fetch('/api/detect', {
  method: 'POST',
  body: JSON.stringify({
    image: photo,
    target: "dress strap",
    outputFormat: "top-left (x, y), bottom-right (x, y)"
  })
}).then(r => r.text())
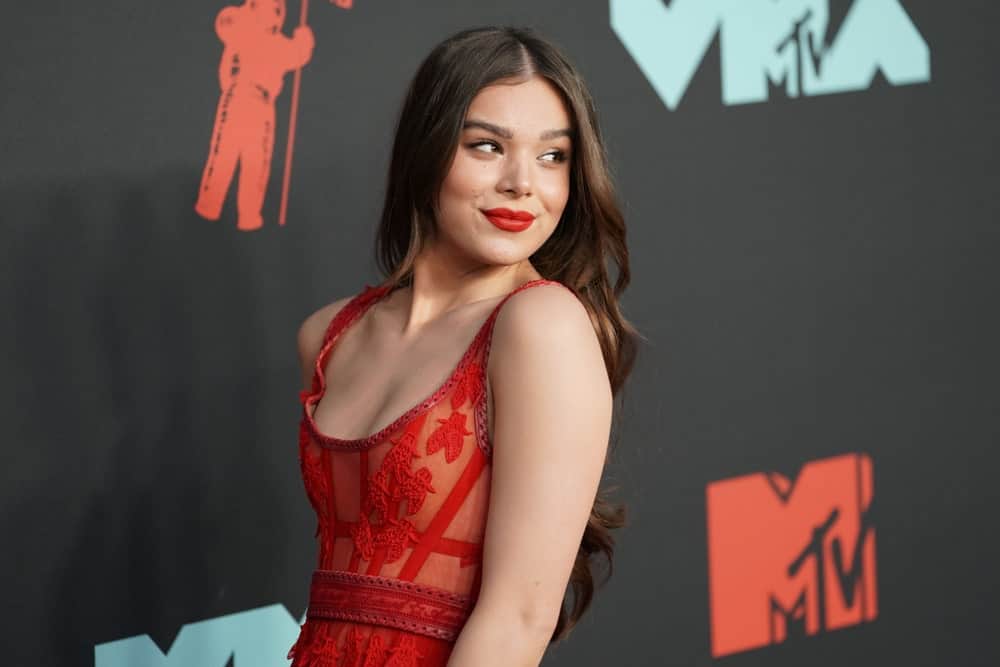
top-left (461, 279), bottom-right (573, 457)
top-left (299, 284), bottom-right (390, 405)
top-left (485, 278), bottom-right (568, 325)
top-left (474, 278), bottom-right (574, 358)
top-left (320, 283), bottom-right (390, 347)
top-left (329, 279), bottom-right (566, 352)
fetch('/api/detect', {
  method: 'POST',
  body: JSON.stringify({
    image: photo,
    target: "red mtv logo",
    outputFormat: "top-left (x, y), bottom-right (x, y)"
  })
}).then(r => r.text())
top-left (706, 453), bottom-right (877, 658)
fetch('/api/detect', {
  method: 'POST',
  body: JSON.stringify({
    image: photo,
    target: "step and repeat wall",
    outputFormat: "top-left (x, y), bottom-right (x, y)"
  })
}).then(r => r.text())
top-left (3, 1), bottom-right (997, 665)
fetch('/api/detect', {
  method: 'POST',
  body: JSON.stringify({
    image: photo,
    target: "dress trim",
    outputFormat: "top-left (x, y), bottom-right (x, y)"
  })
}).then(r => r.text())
top-left (307, 569), bottom-right (477, 642)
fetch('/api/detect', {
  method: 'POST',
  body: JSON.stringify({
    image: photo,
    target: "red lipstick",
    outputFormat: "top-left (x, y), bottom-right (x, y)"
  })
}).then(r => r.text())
top-left (481, 207), bottom-right (536, 232)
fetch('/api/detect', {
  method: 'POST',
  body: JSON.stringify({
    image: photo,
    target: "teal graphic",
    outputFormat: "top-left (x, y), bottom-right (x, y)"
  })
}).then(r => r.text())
top-left (610, 0), bottom-right (930, 109)
top-left (94, 604), bottom-right (305, 667)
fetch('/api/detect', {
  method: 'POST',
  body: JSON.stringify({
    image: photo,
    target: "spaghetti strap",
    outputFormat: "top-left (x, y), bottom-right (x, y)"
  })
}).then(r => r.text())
top-left (488, 278), bottom-right (570, 319)
top-left (299, 284), bottom-right (390, 405)
top-left (320, 283), bottom-right (390, 347)
top-left (323, 279), bottom-right (568, 361)
top-left (477, 278), bottom-right (575, 367)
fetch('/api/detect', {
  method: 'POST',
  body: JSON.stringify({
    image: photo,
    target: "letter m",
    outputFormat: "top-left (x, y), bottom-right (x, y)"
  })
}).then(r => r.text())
top-left (610, 0), bottom-right (722, 110)
top-left (705, 453), bottom-right (877, 658)
top-left (94, 604), bottom-right (301, 667)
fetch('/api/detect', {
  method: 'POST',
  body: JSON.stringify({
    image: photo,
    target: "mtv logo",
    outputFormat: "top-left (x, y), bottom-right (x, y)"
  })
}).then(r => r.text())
top-left (706, 453), bottom-right (877, 658)
top-left (611, 0), bottom-right (930, 109)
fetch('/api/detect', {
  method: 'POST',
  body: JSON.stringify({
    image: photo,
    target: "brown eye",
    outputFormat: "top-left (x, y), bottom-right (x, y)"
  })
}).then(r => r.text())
top-left (469, 140), bottom-right (500, 153)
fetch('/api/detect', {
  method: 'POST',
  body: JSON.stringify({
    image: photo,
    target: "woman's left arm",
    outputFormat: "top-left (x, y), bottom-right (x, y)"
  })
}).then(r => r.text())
top-left (446, 285), bottom-right (614, 667)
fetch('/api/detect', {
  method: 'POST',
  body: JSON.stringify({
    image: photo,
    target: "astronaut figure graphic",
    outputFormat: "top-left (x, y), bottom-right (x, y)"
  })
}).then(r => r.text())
top-left (195, 0), bottom-right (314, 231)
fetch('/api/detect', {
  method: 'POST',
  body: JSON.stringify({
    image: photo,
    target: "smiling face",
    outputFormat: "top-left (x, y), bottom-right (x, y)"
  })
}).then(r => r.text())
top-left (431, 75), bottom-right (574, 272)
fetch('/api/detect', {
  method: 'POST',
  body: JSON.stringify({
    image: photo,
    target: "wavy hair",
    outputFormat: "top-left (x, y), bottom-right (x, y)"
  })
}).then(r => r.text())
top-left (373, 25), bottom-right (640, 641)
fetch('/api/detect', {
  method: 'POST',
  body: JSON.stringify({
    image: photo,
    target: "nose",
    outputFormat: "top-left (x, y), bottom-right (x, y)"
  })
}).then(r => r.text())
top-left (497, 150), bottom-right (533, 198)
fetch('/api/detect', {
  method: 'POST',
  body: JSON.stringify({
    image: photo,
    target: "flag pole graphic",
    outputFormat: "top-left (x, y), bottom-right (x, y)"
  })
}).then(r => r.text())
top-left (278, 0), bottom-right (310, 227)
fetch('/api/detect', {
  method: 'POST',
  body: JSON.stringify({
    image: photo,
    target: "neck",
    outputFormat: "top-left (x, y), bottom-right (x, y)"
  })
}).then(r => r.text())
top-left (391, 243), bottom-right (537, 336)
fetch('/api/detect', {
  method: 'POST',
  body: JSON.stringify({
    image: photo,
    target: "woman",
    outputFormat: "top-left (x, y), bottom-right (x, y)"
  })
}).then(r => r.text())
top-left (289, 25), bottom-right (638, 667)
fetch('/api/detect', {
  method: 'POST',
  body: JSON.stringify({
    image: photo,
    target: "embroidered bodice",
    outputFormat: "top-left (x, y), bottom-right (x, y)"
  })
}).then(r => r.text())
top-left (288, 278), bottom-right (564, 666)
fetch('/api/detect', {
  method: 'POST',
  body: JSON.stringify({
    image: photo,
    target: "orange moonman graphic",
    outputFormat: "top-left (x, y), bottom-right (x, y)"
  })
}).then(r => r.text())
top-left (194, 0), bottom-right (315, 231)
top-left (706, 453), bottom-right (877, 658)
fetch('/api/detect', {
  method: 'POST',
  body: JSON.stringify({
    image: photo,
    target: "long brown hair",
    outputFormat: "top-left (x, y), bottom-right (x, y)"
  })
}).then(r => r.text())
top-left (373, 25), bottom-right (640, 641)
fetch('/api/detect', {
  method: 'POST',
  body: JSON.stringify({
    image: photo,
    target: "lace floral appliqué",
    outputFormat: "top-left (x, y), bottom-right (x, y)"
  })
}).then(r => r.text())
top-left (426, 412), bottom-right (472, 464)
top-left (352, 425), bottom-right (438, 564)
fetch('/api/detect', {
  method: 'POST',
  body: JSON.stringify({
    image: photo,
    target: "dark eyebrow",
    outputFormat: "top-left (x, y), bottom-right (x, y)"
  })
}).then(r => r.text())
top-left (463, 119), bottom-right (572, 141)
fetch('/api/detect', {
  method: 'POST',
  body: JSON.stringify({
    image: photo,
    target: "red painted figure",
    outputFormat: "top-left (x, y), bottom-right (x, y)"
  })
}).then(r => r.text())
top-left (194, 0), bottom-right (314, 231)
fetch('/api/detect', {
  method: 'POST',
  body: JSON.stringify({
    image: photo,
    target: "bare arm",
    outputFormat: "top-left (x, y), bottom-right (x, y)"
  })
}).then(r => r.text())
top-left (446, 285), bottom-right (613, 667)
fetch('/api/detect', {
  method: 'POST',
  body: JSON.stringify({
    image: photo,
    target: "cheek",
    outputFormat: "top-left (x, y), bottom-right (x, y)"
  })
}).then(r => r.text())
top-left (442, 152), bottom-right (494, 199)
top-left (539, 172), bottom-right (571, 216)
top-left (436, 159), bottom-right (489, 235)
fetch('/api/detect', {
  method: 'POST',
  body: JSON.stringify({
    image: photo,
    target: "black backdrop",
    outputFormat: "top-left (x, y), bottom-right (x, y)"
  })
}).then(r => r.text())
top-left (3, 1), bottom-right (998, 665)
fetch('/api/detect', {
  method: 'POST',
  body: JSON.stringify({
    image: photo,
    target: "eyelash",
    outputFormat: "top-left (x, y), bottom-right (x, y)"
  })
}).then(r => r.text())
top-left (467, 140), bottom-right (569, 163)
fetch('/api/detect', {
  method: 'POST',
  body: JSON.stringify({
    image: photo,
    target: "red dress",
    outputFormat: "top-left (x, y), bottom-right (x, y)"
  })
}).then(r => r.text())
top-left (289, 278), bottom-right (565, 666)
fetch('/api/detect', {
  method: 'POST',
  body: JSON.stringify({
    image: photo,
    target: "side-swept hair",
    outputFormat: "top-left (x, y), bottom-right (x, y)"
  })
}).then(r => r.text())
top-left (374, 25), bottom-right (640, 642)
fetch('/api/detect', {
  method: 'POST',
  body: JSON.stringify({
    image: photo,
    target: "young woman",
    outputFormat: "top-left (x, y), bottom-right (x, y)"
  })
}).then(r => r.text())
top-left (289, 25), bottom-right (638, 667)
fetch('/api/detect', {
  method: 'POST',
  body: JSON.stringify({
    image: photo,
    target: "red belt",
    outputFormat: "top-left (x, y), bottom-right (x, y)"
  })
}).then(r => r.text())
top-left (307, 569), bottom-right (477, 641)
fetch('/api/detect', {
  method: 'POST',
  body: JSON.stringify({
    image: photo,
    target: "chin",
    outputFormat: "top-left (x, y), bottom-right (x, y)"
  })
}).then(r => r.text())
top-left (476, 239), bottom-right (537, 267)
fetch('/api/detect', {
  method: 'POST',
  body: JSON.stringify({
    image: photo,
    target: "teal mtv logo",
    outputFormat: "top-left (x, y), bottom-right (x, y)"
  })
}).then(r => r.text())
top-left (94, 604), bottom-right (305, 667)
top-left (610, 0), bottom-right (930, 109)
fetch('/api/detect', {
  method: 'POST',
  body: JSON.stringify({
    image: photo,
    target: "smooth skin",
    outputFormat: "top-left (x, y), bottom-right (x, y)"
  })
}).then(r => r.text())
top-left (297, 75), bottom-right (612, 667)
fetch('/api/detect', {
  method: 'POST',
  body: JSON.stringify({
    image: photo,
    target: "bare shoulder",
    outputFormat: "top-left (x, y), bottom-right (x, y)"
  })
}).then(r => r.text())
top-left (491, 282), bottom-right (597, 355)
top-left (489, 283), bottom-right (609, 399)
top-left (296, 295), bottom-right (354, 390)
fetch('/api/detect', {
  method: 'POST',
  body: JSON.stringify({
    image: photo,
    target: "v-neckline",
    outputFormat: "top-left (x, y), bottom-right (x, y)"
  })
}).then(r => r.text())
top-left (303, 278), bottom-right (553, 450)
